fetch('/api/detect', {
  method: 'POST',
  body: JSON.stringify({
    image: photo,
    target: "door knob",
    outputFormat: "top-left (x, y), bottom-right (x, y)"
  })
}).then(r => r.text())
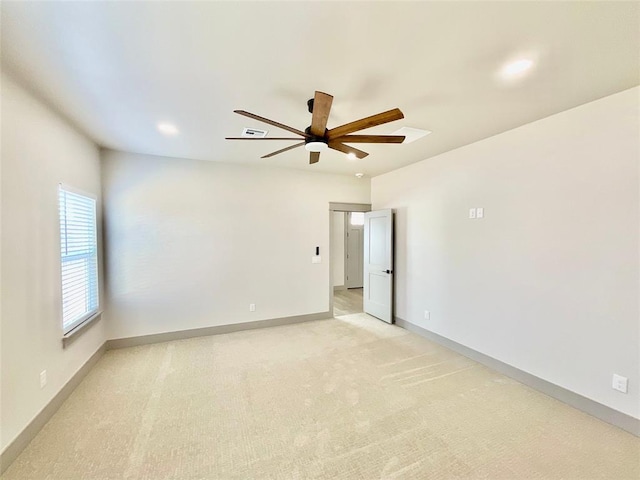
top-left (384, 269), bottom-right (393, 274)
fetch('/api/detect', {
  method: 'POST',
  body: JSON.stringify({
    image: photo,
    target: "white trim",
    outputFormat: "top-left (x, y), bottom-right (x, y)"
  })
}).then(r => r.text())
top-left (328, 203), bottom-right (371, 316)
top-left (58, 182), bottom-right (97, 200)
top-left (0, 343), bottom-right (107, 474)
top-left (58, 185), bottom-right (100, 335)
top-left (62, 311), bottom-right (103, 346)
top-left (395, 317), bottom-right (640, 437)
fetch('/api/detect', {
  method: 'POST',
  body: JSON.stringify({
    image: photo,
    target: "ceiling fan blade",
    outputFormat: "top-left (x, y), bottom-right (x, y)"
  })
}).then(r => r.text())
top-left (310, 91), bottom-right (333, 137)
top-left (261, 142), bottom-right (305, 158)
top-left (328, 141), bottom-right (369, 159)
top-left (327, 108), bottom-right (404, 139)
top-left (332, 135), bottom-right (405, 144)
top-left (234, 110), bottom-right (309, 137)
top-left (309, 152), bottom-right (320, 164)
top-left (225, 137), bottom-right (303, 140)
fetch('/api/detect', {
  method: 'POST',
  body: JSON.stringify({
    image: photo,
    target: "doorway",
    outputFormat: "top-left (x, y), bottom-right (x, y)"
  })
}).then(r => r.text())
top-left (329, 203), bottom-right (370, 317)
top-left (345, 212), bottom-right (364, 289)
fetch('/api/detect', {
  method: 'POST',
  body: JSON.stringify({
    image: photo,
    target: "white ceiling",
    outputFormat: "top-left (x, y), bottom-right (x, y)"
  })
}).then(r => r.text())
top-left (2, 1), bottom-right (638, 177)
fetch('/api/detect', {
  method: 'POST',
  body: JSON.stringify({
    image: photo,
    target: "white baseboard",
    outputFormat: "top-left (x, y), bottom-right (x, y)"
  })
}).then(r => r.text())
top-left (106, 311), bottom-right (332, 349)
top-left (1, 310), bottom-right (332, 473)
top-left (394, 316), bottom-right (639, 437)
top-left (1, 343), bottom-right (107, 474)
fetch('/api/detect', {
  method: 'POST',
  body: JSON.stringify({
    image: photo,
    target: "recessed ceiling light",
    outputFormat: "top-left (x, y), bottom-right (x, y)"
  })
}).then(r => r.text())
top-left (157, 122), bottom-right (179, 136)
top-left (347, 153), bottom-right (357, 160)
top-left (391, 126), bottom-right (432, 144)
top-left (501, 59), bottom-right (534, 78)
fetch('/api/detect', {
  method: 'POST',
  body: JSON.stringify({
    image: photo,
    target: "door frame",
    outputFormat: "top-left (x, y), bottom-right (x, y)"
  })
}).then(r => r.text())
top-left (328, 202), bottom-right (371, 317)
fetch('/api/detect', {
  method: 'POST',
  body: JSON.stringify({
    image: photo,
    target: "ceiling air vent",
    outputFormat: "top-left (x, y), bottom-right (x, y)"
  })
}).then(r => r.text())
top-left (391, 126), bottom-right (431, 144)
top-left (242, 127), bottom-right (268, 138)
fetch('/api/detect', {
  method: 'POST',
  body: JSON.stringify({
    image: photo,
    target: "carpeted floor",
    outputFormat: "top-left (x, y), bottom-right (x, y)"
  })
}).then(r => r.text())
top-left (3, 314), bottom-right (639, 479)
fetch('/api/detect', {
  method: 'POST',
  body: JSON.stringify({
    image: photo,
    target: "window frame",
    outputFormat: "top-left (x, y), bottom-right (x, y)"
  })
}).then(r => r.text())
top-left (58, 184), bottom-right (100, 335)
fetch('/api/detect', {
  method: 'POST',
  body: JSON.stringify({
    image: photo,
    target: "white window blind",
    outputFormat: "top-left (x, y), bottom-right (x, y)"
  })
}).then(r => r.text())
top-left (58, 186), bottom-right (99, 334)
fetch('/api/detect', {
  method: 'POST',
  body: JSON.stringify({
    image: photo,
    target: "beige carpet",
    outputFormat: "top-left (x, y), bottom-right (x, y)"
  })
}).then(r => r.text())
top-left (3, 314), bottom-right (639, 479)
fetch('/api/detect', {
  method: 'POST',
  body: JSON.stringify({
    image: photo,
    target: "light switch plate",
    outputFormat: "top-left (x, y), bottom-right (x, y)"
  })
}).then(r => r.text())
top-left (312, 256), bottom-right (321, 264)
top-left (469, 208), bottom-right (476, 219)
top-left (477, 207), bottom-right (484, 218)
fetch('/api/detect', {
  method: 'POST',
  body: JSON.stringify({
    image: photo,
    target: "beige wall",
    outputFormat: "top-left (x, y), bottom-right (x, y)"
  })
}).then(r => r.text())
top-left (0, 74), bottom-right (106, 452)
top-left (101, 150), bottom-right (370, 340)
top-left (372, 87), bottom-right (639, 418)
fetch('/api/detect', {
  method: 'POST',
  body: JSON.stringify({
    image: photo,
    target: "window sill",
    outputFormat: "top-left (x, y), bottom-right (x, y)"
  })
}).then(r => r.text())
top-left (62, 311), bottom-right (103, 348)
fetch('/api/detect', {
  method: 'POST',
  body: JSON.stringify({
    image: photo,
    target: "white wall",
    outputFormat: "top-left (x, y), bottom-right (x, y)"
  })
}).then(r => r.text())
top-left (1, 73), bottom-right (106, 452)
top-left (372, 87), bottom-right (639, 418)
top-left (102, 150), bottom-right (370, 340)
top-left (331, 212), bottom-right (345, 288)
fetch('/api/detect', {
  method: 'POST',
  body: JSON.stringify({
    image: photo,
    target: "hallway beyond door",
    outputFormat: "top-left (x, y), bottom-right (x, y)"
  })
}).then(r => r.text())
top-left (333, 288), bottom-right (363, 317)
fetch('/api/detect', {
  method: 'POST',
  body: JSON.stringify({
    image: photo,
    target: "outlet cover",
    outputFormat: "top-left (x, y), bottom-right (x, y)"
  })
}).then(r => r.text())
top-left (249, 303), bottom-right (256, 312)
top-left (469, 208), bottom-right (476, 219)
top-left (40, 370), bottom-right (47, 389)
top-left (612, 374), bottom-right (628, 393)
top-left (424, 310), bottom-right (430, 320)
top-left (477, 207), bottom-right (484, 218)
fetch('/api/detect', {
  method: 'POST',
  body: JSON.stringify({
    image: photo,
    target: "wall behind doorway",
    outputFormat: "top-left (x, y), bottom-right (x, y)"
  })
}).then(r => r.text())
top-left (345, 212), bottom-right (364, 289)
top-left (331, 212), bottom-right (346, 289)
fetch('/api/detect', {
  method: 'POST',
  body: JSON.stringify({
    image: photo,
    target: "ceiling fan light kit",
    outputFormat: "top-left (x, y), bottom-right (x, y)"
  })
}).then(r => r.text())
top-left (226, 91), bottom-right (406, 165)
top-left (304, 141), bottom-right (328, 153)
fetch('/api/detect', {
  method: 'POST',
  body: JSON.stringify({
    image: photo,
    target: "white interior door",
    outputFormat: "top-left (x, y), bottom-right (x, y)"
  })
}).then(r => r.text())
top-left (363, 209), bottom-right (394, 323)
top-left (345, 212), bottom-right (364, 288)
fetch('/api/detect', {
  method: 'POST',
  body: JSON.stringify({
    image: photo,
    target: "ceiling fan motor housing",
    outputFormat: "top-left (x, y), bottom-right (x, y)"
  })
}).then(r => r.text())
top-left (304, 125), bottom-right (328, 144)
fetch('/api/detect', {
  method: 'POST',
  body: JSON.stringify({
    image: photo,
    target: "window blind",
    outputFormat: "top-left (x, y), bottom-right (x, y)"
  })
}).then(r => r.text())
top-left (59, 186), bottom-right (99, 333)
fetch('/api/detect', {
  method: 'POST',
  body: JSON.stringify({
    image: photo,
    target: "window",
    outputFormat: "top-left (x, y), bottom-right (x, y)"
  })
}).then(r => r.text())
top-left (350, 212), bottom-right (365, 226)
top-left (58, 185), bottom-right (99, 334)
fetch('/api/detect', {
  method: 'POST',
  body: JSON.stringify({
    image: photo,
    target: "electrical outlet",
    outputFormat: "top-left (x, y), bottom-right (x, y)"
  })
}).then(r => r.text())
top-left (469, 208), bottom-right (476, 219)
top-left (249, 303), bottom-right (256, 312)
top-left (612, 374), bottom-right (628, 393)
top-left (424, 310), bottom-right (430, 320)
top-left (477, 207), bottom-right (484, 218)
top-left (40, 370), bottom-right (47, 389)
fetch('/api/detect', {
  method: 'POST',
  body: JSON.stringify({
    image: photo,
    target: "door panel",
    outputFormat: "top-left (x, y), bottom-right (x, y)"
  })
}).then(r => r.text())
top-left (364, 209), bottom-right (394, 323)
top-left (369, 217), bottom-right (387, 265)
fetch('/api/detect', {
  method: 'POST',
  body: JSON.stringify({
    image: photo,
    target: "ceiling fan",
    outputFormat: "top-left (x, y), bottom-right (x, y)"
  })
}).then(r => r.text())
top-left (226, 91), bottom-right (405, 164)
